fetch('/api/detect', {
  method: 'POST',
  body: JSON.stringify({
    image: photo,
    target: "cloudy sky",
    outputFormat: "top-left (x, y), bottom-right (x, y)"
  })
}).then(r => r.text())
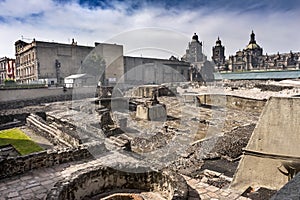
top-left (0, 0), bottom-right (300, 59)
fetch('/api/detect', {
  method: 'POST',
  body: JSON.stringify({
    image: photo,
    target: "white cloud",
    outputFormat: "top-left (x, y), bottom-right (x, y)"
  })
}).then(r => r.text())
top-left (0, 0), bottom-right (299, 59)
top-left (0, 0), bottom-right (54, 18)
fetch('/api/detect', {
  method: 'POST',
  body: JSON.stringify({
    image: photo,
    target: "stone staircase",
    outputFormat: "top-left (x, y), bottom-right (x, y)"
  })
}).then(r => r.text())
top-left (105, 134), bottom-right (133, 151)
top-left (26, 114), bottom-right (75, 148)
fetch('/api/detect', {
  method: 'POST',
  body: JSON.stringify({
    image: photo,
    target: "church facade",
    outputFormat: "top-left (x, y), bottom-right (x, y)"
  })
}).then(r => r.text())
top-left (228, 31), bottom-right (264, 71)
top-left (213, 31), bottom-right (300, 72)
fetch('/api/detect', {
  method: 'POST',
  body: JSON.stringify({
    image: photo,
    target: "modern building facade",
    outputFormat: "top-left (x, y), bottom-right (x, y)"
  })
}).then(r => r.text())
top-left (15, 39), bottom-right (94, 85)
top-left (0, 57), bottom-right (15, 84)
top-left (123, 56), bottom-right (190, 85)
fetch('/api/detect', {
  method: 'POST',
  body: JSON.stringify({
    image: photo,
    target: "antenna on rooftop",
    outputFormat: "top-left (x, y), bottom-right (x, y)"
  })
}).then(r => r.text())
top-left (21, 35), bottom-right (32, 41)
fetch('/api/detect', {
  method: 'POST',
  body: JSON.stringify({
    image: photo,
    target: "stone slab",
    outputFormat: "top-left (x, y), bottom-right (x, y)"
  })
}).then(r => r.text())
top-left (231, 97), bottom-right (300, 192)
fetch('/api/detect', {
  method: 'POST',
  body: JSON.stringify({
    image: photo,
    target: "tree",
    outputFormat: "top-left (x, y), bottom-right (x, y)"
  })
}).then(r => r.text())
top-left (4, 79), bottom-right (16, 86)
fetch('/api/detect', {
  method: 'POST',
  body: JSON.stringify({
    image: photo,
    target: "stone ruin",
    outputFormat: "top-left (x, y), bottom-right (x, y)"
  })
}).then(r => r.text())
top-left (136, 89), bottom-right (167, 121)
top-left (131, 85), bottom-right (176, 98)
top-left (46, 166), bottom-right (188, 200)
top-left (1, 80), bottom-right (300, 199)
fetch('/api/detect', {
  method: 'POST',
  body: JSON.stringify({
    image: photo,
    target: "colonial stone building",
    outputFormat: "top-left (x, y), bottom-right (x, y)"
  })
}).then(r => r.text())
top-left (264, 51), bottom-right (300, 70)
top-left (228, 31), bottom-right (264, 71)
top-left (221, 31), bottom-right (300, 72)
top-left (0, 57), bottom-right (15, 84)
top-left (15, 39), bottom-right (94, 85)
top-left (183, 33), bottom-right (207, 63)
top-left (182, 33), bottom-right (214, 82)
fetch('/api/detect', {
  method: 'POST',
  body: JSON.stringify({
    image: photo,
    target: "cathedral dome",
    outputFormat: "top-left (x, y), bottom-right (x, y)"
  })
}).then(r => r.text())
top-left (245, 31), bottom-right (261, 50)
top-left (246, 43), bottom-right (260, 50)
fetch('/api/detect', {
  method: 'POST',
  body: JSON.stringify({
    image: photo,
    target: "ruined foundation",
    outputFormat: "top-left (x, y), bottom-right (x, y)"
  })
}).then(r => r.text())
top-left (46, 166), bottom-right (188, 200)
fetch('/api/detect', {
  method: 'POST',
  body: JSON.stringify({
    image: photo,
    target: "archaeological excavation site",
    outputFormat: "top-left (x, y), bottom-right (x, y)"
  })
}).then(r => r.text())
top-left (0, 80), bottom-right (299, 200)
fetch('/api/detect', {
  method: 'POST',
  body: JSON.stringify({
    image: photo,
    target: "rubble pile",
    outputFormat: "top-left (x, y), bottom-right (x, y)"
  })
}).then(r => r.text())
top-left (211, 123), bottom-right (256, 159)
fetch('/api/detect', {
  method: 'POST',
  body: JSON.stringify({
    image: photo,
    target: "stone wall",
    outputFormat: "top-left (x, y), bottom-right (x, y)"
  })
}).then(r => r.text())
top-left (0, 113), bottom-right (29, 124)
top-left (196, 94), bottom-right (267, 113)
top-left (254, 83), bottom-right (293, 92)
top-left (46, 165), bottom-right (188, 200)
top-left (0, 120), bottom-right (23, 130)
top-left (132, 85), bottom-right (176, 98)
top-left (0, 146), bottom-right (94, 179)
top-left (0, 87), bottom-right (96, 110)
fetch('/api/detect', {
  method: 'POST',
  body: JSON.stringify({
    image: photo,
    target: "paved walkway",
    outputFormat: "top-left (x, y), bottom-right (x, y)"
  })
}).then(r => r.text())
top-left (0, 152), bottom-right (249, 200)
top-left (183, 175), bottom-right (250, 200)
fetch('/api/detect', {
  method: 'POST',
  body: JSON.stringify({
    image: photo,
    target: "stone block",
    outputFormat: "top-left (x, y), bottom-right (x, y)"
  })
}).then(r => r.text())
top-left (136, 105), bottom-right (148, 120)
top-left (136, 104), bottom-right (167, 121)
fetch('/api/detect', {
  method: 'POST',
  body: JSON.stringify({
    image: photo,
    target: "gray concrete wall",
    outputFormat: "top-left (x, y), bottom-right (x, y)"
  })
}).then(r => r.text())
top-left (0, 87), bottom-right (71, 102)
top-left (231, 97), bottom-right (300, 192)
top-left (36, 42), bottom-right (93, 80)
top-left (98, 43), bottom-right (124, 85)
top-left (124, 56), bottom-right (190, 85)
top-left (0, 87), bottom-right (96, 110)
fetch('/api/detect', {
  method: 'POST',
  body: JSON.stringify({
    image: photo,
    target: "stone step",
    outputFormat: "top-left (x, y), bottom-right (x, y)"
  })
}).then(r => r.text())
top-left (107, 136), bottom-right (129, 146)
top-left (118, 134), bottom-right (133, 141)
top-left (26, 114), bottom-right (73, 148)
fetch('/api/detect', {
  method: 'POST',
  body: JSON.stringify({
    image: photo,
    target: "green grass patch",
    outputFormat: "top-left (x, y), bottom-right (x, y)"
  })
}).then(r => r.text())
top-left (0, 128), bottom-right (43, 155)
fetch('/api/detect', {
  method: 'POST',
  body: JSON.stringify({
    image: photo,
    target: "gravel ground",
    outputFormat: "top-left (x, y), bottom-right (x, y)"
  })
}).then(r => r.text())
top-left (211, 123), bottom-right (256, 159)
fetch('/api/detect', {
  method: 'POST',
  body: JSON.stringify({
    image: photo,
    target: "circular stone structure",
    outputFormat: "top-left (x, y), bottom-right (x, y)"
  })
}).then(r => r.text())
top-left (46, 165), bottom-right (188, 200)
top-left (101, 193), bottom-right (144, 200)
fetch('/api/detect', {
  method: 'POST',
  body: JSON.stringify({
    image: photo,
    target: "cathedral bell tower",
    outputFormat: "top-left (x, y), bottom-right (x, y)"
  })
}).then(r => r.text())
top-left (185, 33), bottom-right (205, 63)
top-left (212, 37), bottom-right (225, 67)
